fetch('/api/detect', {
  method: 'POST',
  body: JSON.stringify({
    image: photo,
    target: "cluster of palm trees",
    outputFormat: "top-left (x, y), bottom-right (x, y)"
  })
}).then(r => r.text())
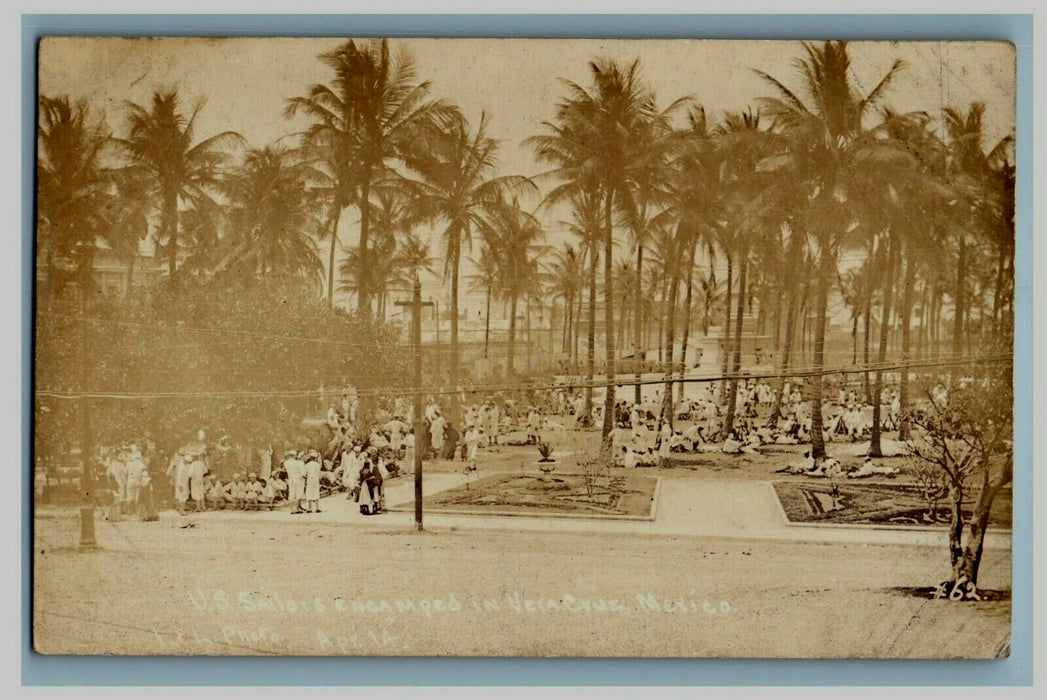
top-left (528, 42), bottom-right (1013, 454)
top-left (37, 39), bottom-right (1014, 458)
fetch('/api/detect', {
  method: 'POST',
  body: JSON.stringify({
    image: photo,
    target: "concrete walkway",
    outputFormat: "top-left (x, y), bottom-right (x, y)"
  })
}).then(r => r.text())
top-left (175, 471), bottom-right (1010, 550)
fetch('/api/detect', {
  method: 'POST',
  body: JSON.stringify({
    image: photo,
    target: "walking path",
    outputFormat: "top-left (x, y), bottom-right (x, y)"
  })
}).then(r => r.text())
top-left (166, 471), bottom-right (1010, 550)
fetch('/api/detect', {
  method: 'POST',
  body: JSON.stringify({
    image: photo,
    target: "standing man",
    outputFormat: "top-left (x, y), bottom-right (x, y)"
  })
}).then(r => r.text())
top-left (430, 411), bottom-right (446, 457)
top-left (107, 449), bottom-right (128, 511)
top-left (189, 452), bottom-right (207, 512)
top-left (486, 402), bottom-right (500, 446)
top-left (124, 447), bottom-right (144, 511)
top-left (304, 449), bottom-right (322, 514)
top-left (463, 424), bottom-right (482, 472)
top-left (171, 452), bottom-right (192, 515)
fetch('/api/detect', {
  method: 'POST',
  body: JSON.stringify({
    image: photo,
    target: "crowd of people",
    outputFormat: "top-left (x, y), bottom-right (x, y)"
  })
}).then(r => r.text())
top-left (68, 374), bottom-right (932, 521)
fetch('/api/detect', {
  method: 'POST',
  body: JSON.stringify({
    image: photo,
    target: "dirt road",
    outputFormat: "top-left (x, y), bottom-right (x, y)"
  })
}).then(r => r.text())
top-left (32, 510), bottom-right (1010, 658)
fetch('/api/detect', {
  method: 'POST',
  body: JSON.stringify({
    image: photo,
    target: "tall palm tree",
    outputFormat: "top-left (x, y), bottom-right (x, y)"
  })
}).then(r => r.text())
top-left (466, 242), bottom-right (500, 360)
top-left (401, 111), bottom-right (534, 417)
top-left (286, 38), bottom-right (459, 314)
top-left (942, 102), bottom-right (1015, 365)
top-left (113, 89), bottom-right (242, 277)
top-left (528, 57), bottom-right (665, 438)
top-left (395, 232), bottom-right (438, 288)
top-left (755, 41), bottom-right (912, 461)
top-left (563, 188), bottom-right (603, 421)
top-left (219, 144), bottom-right (325, 286)
top-left (337, 189), bottom-right (407, 319)
top-left (714, 107), bottom-right (780, 438)
top-left (36, 95), bottom-right (111, 298)
top-left (543, 244), bottom-right (583, 357)
top-left (486, 203), bottom-right (545, 376)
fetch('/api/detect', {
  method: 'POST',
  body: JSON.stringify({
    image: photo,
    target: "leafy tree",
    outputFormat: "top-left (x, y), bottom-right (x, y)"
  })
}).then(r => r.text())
top-left (905, 336), bottom-right (1012, 595)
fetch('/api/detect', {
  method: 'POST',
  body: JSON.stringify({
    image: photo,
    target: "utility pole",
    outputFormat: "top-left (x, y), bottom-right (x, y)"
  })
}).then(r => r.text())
top-left (397, 279), bottom-right (433, 531)
top-left (77, 281), bottom-right (97, 548)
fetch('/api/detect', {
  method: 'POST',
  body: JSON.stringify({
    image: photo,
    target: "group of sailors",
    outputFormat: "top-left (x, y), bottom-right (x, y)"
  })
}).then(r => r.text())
top-left (101, 442), bottom-right (159, 520)
top-left (600, 376), bottom-right (917, 468)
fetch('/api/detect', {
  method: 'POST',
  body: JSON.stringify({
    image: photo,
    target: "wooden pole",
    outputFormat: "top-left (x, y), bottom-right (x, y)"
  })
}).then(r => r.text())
top-left (398, 279), bottom-right (433, 531)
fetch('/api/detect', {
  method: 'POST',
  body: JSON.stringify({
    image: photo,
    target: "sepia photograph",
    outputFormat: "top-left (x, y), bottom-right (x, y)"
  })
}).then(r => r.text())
top-left (31, 35), bottom-right (1016, 658)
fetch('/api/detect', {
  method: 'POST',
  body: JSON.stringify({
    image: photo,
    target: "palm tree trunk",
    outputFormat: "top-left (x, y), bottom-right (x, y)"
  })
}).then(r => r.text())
top-left (508, 294), bottom-right (518, 376)
top-left (952, 233), bottom-right (966, 378)
top-left (561, 296), bottom-right (569, 354)
top-left (484, 284), bottom-right (491, 359)
top-left (677, 239), bottom-right (697, 404)
top-left (357, 174), bottom-right (373, 315)
top-left (870, 237), bottom-right (897, 457)
top-left (768, 286), bottom-right (797, 428)
top-left (915, 282), bottom-right (925, 360)
top-left (810, 252), bottom-right (834, 462)
top-left (720, 253), bottom-right (733, 397)
top-left (658, 273), bottom-right (668, 364)
top-left (601, 192), bottom-right (617, 439)
top-left (164, 189), bottom-right (179, 276)
top-left (125, 254), bottom-right (136, 295)
top-left (526, 302), bottom-right (532, 374)
top-left (574, 262), bottom-right (585, 364)
top-left (585, 248), bottom-right (597, 423)
top-left (634, 242), bottom-right (644, 405)
top-left (450, 243), bottom-right (461, 422)
top-left (723, 254), bottom-right (747, 439)
top-left (326, 209), bottom-right (341, 307)
top-left (659, 255), bottom-right (681, 431)
top-left (898, 250), bottom-right (917, 441)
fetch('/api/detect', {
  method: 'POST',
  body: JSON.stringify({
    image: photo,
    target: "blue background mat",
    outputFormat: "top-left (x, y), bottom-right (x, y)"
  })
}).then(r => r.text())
top-left (21, 13), bottom-right (1033, 686)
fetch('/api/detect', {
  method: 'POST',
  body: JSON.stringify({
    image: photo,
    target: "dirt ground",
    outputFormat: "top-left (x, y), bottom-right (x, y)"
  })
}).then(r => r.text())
top-left (32, 508), bottom-right (1011, 658)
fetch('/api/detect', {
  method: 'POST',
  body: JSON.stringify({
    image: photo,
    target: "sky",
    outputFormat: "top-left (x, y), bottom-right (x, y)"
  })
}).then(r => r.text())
top-left (38, 37), bottom-right (1016, 308)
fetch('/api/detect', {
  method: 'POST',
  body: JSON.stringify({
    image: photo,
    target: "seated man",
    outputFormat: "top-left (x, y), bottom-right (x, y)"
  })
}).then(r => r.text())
top-left (258, 478), bottom-right (276, 505)
top-left (668, 430), bottom-right (690, 453)
top-left (264, 469), bottom-right (285, 499)
top-left (721, 432), bottom-right (743, 454)
top-left (224, 474), bottom-right (246, 510)
top-left (205, 476), bottom-right (226, 510)
top-left (243, 473), bottom-right (261, 508)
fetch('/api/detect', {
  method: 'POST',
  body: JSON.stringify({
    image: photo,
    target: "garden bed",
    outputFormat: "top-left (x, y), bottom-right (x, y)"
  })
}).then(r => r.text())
top-left (773, 481), bottom-right (1012, 528)
top-left (399, 472), bottom-right (659, 519)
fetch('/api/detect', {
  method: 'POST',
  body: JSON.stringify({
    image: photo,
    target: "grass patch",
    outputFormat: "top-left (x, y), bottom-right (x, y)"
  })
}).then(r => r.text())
top-left (409, 472), bottom-right (658, 519)
top-left (773, 481), bottom-right (1012, 528)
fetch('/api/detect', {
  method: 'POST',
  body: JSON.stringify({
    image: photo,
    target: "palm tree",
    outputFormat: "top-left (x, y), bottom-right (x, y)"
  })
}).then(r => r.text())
top-left (466, 242), bottom-right (500, 360)
top-left (755, 41), bottom-right (913, 461)
top-left (528, 57), bottom-right (665, 438)
top-left (219, 144), bottom-right (325, 287)
top-left (657, 106), bottom-right (721, 403)
top-left (713, 107), bottom-right (779, 439)
top-left (871, 111), bottom-right (952, 448)
top-left (486, 203), bottom-right (545, 376)
top-left (286, 38), bottom-right (459, 314)
top-left (112, 89), bottom-right (242, 277)
top-left (337, 189), bottom-right (407, 319)
top-left (401, 111), bottom-right (534, 417)
top-left (395, 232), bottom-right (438, 288)
top-left (564, 188), bottom-right (603, 421)
top-left (942, 102), bottom-right (1015, 365)
top-left (37, 95), bottom-right (113, 298)
top-left (543, 244), bottom-right (583, 357)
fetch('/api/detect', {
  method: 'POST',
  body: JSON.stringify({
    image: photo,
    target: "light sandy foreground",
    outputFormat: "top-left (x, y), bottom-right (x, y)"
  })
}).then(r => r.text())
top-left (33, 474), bottom-right (1011, 659)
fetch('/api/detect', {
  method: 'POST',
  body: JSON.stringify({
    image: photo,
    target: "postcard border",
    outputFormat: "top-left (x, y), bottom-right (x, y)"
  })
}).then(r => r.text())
top-left (21, 12), bottom-right (1034, 686)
